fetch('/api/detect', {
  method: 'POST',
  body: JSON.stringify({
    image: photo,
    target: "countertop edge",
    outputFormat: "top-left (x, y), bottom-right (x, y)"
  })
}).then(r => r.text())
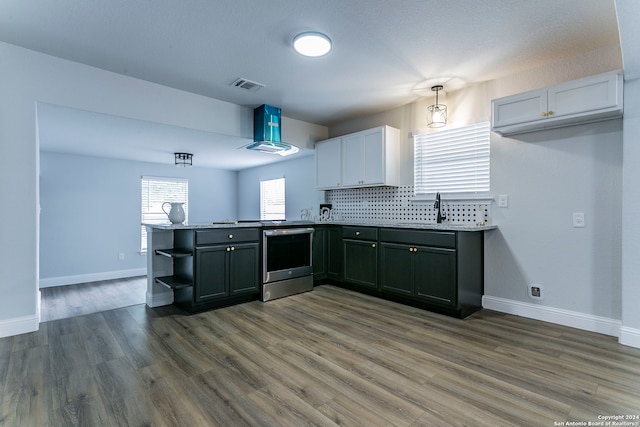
top-left (143, 221), bottom-right (497, 232)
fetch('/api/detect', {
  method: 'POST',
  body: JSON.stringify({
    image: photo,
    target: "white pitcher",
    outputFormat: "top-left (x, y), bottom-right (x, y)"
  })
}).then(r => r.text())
top-left (162, 202), bottom-right (185, 224)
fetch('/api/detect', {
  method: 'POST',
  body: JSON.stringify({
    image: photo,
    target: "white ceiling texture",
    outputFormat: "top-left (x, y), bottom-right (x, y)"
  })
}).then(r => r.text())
top-left (0, 0), bottom-right (621, 170)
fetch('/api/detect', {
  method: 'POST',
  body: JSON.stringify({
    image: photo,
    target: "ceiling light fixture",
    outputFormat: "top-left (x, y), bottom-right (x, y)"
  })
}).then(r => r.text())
top-left (174, 152), bottom-right (193, 166)
top-left (427, 85), bottom-right (447, 128)
top-left (293, 32), bottom-right (332, 57)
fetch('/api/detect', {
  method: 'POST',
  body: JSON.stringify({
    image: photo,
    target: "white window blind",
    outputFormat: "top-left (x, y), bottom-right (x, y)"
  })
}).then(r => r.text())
top-left (260, 177), bottom-right (285, 220)
top-left (140, 176), bottom-right (188, 252)
top-left (414, 122), bottom-right (490, 196)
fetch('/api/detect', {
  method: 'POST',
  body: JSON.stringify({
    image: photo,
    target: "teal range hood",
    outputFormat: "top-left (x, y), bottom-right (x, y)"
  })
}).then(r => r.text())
top-left (248, 104), bottom-right (297, 155)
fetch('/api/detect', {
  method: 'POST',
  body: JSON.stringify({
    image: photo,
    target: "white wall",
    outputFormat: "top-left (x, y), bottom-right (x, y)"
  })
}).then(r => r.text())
top-left (237, 155), bottom-right (324, 221)
top-left (329, 45), bottom-right (627, 337)
top-left (0, 41), bottom-right (254, 337)
top-left (487, 121), bottom-right (622, 320)
top-left (616, 0), bottom-right (640, 347)
top-left (330, 45), bottom-right (623, 186)
top-left (39, 152), bottom-right (238, 286)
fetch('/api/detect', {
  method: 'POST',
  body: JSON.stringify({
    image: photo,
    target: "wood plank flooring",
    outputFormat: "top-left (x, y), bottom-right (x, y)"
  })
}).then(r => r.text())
top-left (3, 285), bottom-right (640, 426)
top-left (40, 276), bottom-right (147, 322)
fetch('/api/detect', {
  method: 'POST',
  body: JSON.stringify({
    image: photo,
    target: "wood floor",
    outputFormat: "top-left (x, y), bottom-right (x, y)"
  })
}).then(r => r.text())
top-left (40, 276), bottom-right (147, 322)
top-left (3, 285), bottom-right (640, 426)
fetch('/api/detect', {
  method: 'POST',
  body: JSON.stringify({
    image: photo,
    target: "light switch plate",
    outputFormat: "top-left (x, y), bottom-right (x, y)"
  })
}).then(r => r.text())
top-left (498, 194), bottom-right (508, 208)
top-left (573, 212), bottom-right (585, 228)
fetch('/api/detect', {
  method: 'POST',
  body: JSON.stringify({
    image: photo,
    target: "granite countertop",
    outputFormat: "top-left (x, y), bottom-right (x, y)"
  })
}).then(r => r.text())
top-left (144, 220), bottom-right (497, 232)
top-left (143, 221), bottom-right (263, 230)
top-left (317, 220), bottom-right (497, 232)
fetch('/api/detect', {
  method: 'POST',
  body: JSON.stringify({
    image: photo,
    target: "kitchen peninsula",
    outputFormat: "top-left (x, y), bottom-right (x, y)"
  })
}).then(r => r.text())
top-left (145, 221), bottom-right (496, 318)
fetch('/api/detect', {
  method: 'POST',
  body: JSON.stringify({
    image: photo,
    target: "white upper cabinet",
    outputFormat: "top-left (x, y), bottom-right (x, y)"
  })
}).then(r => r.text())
top-left (315, 125), bottom-right (399, 190)
top-left (315, 137), bottom-right (342, 189)
top-left (492, 70), bottom-right (623, 136)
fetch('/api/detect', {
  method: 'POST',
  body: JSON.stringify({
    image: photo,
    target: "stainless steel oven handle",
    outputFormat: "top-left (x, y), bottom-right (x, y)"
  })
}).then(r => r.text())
top-left (263, 227), bottom-right (314, 236)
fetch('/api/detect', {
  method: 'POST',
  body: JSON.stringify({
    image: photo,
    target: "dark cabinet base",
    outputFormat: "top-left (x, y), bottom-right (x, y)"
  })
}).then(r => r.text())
top-left (173, 286), bottom-right (259, 314)
top-left (161, 227), bottom-right (261, 314)
top-left (325, 280), bottom-right (481, 319)
top-left (314, 227), bottom-right (485, 319)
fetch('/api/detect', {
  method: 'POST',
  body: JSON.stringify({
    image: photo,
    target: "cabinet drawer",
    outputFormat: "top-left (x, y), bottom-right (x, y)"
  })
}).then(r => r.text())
top-left (195, 228), bottom-right (260, 245)
top-left (342, 226), bottom-right (378, 241)
top-left (379, 228), bottom-right (456, 249)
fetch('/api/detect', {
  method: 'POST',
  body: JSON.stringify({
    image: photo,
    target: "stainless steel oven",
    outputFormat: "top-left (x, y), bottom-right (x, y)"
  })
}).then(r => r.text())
top-left (262, 226), bottom-right (314, 301)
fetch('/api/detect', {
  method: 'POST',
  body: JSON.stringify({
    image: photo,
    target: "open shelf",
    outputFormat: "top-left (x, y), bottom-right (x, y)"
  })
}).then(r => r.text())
top-left (155, 275), bottom-right (193, 290)
top-left (154, 248), bottom-right (192, 258)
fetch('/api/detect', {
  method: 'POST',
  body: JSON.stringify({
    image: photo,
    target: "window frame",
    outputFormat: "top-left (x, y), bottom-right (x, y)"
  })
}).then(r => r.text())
top-left (413, 122), bottom-right (491, 199)
top-left (140, 176), bottom-right (188, 253)
top-left (260, 177), bottom-right (285, 221)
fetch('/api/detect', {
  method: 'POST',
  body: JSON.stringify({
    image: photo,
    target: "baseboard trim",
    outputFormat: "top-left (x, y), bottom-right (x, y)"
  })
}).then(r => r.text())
top-left (619, 326), bottom-right (640, 348)
top-left (146, 290), bottom-right (173, 308)
top-left (482, 295), bottom-right (622, 338)
top-left (39, 268), bottom-right (147, 288)
top-left (0, 314), bottom-right (39, 338)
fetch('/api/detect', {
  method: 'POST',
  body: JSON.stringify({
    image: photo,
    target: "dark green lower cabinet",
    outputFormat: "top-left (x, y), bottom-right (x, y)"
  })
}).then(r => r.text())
top-left (379, 243), bottom-right (456, 306)
top-left (414, 246), bottom-right (456, 306)
top-left (312, 226), bottom-right (328, 281)
top-left (195, 246), bottom-right (228, 301)
top-left (313, 226), bottom-right (343, 283)
top-left (314, 225), bottom-right (484, 318)
top-left (228, 243), bottom-right (261, 295)
top-left (343, 239), bottom-right (377, 289)
top-left (378, 243), bottom-right (414, 296)
top-left (327, 226), bottom-right (343, 281)
top-left (334, 226), bottom-right (484, 318)
top-left (194, 242), bottom-right (260, 303)
top-left (168, 227), bottom-right (261, 314)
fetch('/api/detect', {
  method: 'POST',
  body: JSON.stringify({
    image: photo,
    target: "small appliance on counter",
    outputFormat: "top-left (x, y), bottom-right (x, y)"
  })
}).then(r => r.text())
top-left (318, 203), bottom-right (332, 221)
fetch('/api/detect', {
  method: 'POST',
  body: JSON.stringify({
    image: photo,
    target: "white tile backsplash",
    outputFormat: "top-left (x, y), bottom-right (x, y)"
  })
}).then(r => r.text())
top-left (325, 185), bottom-right (489, 225)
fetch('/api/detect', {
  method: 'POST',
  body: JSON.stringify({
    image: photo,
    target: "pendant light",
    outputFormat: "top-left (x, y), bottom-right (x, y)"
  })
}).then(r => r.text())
top-left (427, 85), bottom-right (447, 128)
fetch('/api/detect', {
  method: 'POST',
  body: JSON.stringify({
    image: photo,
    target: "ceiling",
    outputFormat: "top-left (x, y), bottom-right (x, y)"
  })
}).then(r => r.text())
top-left (0, 0), bottom-right (621, 170)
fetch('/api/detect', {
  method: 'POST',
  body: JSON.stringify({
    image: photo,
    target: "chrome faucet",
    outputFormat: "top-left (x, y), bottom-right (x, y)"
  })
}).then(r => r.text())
top-left (435, 192), bottom-right (446, 223)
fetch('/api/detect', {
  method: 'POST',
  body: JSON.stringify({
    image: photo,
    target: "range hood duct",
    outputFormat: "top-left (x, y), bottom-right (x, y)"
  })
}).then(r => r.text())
top-left (248, 104), bottom-right (298, 155)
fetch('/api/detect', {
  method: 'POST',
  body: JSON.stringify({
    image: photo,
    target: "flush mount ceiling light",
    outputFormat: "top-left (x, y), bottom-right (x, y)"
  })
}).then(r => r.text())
top-left (293, 32), bottom-right (332, 57)
top-left (427, 85), bottom-right (447, 128)
top-left (174, 152), bottom-right (193, 166)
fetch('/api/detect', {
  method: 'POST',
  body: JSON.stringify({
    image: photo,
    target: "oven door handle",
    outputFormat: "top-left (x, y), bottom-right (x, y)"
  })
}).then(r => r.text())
top-left (264, 227), bottom-right (314, 236)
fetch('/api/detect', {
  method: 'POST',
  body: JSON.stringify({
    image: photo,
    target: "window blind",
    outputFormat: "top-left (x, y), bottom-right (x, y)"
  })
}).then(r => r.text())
top-left (413, 122), bottom-right (490, 196)
top-left (140, 176), bottom-right (188, 252)
top-left (260, 177), bottom-right (285, 220)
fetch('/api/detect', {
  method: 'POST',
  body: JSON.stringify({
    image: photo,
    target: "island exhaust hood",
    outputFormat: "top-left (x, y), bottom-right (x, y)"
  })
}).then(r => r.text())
top-left (247, 104), bottom-right (298, 156)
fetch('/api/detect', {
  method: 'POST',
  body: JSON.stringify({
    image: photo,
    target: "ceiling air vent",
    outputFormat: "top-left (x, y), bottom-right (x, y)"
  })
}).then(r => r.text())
top-left (231, 78), bottom-right (265, 92)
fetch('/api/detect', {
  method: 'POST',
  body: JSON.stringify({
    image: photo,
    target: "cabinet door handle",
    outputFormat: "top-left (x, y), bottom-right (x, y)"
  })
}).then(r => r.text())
top-left (355, 231), bottom-right (360, 236)
top-left (371, 244), bottom-right (376, 248)
top-left (541, 112), bottom-right (547, 117)
top-left (226, 247), bottom-right (231, 252)
top-left (230, 246), bottom-right (235, 251)
top-left (228, 234), bottom-right (233, 239)
top-left (548, 110), bottom-right (554, 116)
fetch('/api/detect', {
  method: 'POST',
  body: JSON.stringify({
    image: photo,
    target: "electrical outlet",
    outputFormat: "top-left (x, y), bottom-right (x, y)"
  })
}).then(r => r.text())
top-left (528, 284), bottom-right (544, 299)
top-left (572, 212), bottom-right (585, 228)
top-left (498, 194), bottom-right (508, 208)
